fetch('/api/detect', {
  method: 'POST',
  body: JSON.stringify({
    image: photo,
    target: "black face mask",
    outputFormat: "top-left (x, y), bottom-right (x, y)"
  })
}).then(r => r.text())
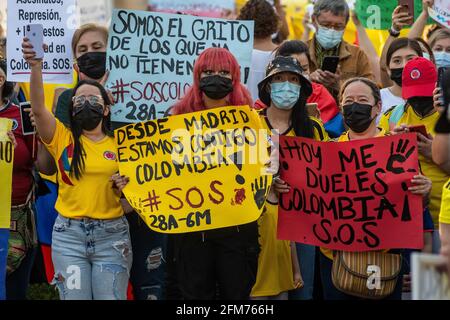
top-left (390, 68), bottom-right (403, 87)
top-left (73, 102), bottom-right (104, 131)
top-left (77, 52), bottom-right (106, 80)
top-left (199, 75), bottom-right (233, 100)
top-left (408, 96), bottom-right (434, 118)
top-left (343, 102), bottom-right (375, 133)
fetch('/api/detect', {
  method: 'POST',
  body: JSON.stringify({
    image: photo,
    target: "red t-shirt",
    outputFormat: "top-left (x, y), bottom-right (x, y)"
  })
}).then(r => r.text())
top-left (0, 101), bottom-right (35, 205)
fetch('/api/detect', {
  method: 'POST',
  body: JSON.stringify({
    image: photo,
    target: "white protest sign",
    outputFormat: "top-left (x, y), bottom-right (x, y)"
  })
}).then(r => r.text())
top-left (429, 0), bottom-right (450, 28)
top-left (76, 0), bottom-right (112, 27)
top-left (412, 253), bottom-right (450, 300)
top-left (149, 0), bottom-right (235, 18)
top-left (6, 0), bottom-right (75, 84)
top-left (106, 9), bottom-right (254, 123)
top-left (0, 2), bottom-right (6, 36)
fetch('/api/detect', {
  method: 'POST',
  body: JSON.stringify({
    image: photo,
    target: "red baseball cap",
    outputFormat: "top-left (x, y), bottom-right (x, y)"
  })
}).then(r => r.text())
top-left (402, 57), bottom-right (437, 99)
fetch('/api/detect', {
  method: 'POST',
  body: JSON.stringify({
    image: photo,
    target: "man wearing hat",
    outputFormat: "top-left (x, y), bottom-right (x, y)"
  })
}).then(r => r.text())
top-left (251, 56), bottom-right (328, 300)
top-left (380, 57), bottom-right (450, 252)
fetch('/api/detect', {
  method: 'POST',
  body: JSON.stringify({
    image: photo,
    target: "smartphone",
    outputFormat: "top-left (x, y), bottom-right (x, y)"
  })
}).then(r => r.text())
top-left (398, 0), bottom-right (414, 22)
top-left (25, 24), bottom-right (44, 59)
top-left (321, 56), bottom-right (339, 74)
top-left (306, 103), bottom-right (320, 118)
top-left (439, 67), bottom-right (450, 110)
top-left (408, 125), bottom-right (427, 137)
top-left (19, 102), bottom-right (35, 135)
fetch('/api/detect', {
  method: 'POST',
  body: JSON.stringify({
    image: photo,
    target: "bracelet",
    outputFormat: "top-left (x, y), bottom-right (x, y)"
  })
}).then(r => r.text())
top-left (389, 26), bottom-right (401, 37)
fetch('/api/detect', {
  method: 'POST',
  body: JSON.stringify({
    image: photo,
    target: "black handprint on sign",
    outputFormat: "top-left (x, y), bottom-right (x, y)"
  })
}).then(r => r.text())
top-left (252, 175), bottom-right (269, 209)
top-left (386, 139), bottom-right (417, 174)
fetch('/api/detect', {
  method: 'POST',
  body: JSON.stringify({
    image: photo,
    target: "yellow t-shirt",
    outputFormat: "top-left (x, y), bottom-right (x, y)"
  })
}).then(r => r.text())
top-left (259, 111), bottom-right (329, 141)
top-left (439, 179), bottom-right (450, 225)
top-left (43, 119), bottom-right (123, 219)
top-left (321, 128), bottom-right (388, 260)
top-left (251, 202), bottom-right (295, 297)
top-left (251, 112), bottom-right (328, 295)
top-left (380, 105), bottom-right (449, 228)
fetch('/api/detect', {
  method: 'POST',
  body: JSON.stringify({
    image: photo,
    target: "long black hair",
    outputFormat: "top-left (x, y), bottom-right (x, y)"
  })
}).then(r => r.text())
top-left (274, 40), bottom-right (314, 138)
top-left (69, 79), bottom-right (112, 180)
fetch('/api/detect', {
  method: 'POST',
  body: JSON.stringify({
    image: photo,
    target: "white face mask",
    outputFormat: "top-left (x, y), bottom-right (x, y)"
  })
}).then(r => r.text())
top-left (316, 25), bottom-right (344, 49)
top-left (434, 51), bottom-right (450, 68)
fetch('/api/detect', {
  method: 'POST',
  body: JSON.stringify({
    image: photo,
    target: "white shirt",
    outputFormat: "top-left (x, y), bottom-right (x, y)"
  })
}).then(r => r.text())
top-left (378, 87), bottom-right (405, 124)
top-left (247, 49), bottom-right (275, 102)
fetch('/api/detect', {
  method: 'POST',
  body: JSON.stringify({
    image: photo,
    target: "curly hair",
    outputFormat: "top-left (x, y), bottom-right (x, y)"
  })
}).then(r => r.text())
top-left (237, 0), bottom-right (279, 39)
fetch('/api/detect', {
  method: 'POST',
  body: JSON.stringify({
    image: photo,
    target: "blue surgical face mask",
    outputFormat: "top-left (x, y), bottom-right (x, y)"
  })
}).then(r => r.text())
top-left (422, 52), bottom-right (431, 61)
top-left (434, 51), bottom-right (450, 68)
top-left (316, 25), bottom-right (344, 50)
top-left (270, 81), bottom-right (301, 110)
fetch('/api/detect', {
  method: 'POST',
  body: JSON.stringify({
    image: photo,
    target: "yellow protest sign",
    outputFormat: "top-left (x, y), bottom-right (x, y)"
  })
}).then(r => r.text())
top-left (115, 105), bottom-right (272, 233)
top-left (0, 118), bottom-right (14, 229)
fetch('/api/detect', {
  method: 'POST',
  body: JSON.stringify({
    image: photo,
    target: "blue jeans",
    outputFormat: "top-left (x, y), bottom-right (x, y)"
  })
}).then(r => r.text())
top-left (0, 229), bottom-right (9, 300)
top-left (51, 214), bottom-right (132, 300)
top-left (127, 212), bottom-right (167, 300)
top-left (432, 230), bottom-right (441, 254)
top-left (289, 243), bottom-right (316, 300)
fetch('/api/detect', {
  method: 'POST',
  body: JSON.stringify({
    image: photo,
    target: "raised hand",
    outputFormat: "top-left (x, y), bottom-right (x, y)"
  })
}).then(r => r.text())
top-left (21, 37), bottom-right (45, 67)
top-left (392, 5), bottom-right (413, 32)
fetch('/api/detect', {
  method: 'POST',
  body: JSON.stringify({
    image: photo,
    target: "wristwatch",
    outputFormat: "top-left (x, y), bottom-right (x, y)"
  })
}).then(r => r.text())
top-left (389, 26), bottom-right (401, 37)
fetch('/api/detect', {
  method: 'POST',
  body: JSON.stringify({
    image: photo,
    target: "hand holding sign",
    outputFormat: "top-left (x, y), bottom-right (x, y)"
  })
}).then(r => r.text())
top-left (273, 177), bottom-right (290, 195)
top-left (417, 133), bottom-right (434, 159)
top-left (111, 173), bottom-right (130, 193)
top-left (409, 174), bottom-right (432, 196)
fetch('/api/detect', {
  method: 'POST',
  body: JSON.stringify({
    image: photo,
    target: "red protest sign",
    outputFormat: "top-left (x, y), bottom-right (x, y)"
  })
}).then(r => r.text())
top-left (277, 133), bottom-right (423, 251)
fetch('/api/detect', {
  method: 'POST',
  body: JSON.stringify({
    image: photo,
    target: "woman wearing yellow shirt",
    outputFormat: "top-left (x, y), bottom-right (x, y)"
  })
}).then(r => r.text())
top-left (22, 39), bottom-right (132, 300)
top-left (320, 77), bottom-right (432, 300)
top-left (380, 57), bottom-right (450, 253)
top-left (251, 56), bottom-right (328, 299)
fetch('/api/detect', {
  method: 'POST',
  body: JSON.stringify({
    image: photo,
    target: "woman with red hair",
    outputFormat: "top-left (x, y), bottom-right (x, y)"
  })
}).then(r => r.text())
top-left (172, 47), bottom-right (252, 114)
top-left (171, 47), bottom-right (260, 300)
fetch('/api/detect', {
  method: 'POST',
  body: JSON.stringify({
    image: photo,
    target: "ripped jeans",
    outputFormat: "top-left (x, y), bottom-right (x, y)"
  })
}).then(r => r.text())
top-left (127, 212), bottom-right (167, 300)
top-left (51, 214), bottom-right (132, 300)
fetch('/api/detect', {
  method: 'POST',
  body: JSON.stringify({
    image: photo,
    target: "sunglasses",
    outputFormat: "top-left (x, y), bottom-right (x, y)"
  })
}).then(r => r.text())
top-left (72, 95), bottom-right (104, 108)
